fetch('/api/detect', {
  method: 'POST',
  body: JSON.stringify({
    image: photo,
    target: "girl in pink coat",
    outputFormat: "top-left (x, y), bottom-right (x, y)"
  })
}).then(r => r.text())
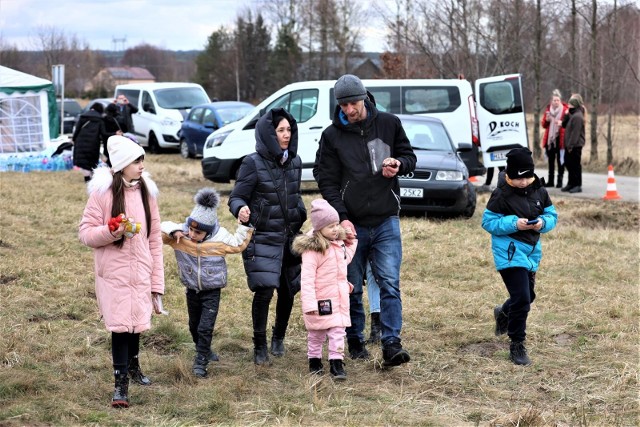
top-left (292, 199), bottom-right (356, 380)
top-left (79, 135), bottom-right (165, 408)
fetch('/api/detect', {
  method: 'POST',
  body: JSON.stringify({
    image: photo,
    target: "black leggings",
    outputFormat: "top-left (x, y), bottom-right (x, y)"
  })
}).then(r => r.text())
top-left (251, 276), bottom-right (294, 343)
top-left (111, 332), bottom-right (140, 373)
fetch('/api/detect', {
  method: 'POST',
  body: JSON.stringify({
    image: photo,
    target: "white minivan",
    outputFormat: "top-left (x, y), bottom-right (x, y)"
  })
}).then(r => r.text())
top-left (115, 82), bottom-right (210, 152)
top-left (201, 75), bottom-right (527, 182)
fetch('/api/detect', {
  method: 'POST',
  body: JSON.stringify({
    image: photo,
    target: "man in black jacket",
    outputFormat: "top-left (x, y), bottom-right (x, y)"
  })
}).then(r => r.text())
top-left (314, 74), bottom-right (416, 367)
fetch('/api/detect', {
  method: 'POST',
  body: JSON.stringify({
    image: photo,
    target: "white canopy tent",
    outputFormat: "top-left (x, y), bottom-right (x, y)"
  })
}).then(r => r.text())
top-left (0, 66), bottom-right (58, 154)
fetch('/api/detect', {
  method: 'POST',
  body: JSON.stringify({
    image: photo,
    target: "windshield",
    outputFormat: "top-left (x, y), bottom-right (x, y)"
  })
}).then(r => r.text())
top-left (154, 88), bottom-right (209, 109)
top-left (58, 100), bottom-right (82, 115)
top-left (217, 105), bottom-right (254, 125)
top-left (401, 119), bottom-right (454, 151)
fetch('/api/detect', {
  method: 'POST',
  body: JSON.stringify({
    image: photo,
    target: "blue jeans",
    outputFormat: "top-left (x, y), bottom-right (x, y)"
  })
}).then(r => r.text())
top-left (347, 216), bottom-right (403, 346)
top-left (366, 262), bottom-right (380, 313)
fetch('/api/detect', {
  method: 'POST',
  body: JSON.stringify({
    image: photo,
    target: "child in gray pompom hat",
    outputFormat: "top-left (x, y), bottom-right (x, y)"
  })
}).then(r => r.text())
top-left (161, 188), bottom-right (253, 378)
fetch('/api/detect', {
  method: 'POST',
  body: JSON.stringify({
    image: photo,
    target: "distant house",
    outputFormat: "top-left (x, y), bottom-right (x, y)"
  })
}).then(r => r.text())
top-left (85, 67), bottom-right (155, 95)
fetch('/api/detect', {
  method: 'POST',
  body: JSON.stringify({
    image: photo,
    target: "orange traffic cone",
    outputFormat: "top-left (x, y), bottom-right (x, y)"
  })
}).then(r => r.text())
top-left (602, 165), bottom-right (622, 200)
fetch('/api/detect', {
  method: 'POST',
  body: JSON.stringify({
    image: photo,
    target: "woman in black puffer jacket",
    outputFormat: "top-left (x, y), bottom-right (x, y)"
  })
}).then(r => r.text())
top-left (228, 108), bottom-right (307, 365)
top-left (72, 102), bottom-right (118, 182)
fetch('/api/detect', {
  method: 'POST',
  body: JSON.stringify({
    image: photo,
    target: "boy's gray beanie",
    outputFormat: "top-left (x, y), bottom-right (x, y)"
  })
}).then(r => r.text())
top-left (334, 74), bottom-right (367, 104)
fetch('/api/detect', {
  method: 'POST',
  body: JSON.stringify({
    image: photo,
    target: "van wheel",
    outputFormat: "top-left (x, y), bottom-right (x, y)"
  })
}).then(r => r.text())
top-left (462, 182), bottom-right (476, 218)
top-left (148, 133), bottom-right (162, 154)
top-left (179, 138), bottom-right (193, 159)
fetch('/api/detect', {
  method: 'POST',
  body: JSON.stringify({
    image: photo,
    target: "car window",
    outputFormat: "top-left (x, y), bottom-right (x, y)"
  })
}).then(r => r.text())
top-left (154, 88), bottom-right (209, 109)
top-left (479, 80), bottom-right (522, 115)
top-left (141, 91), bottom-right (155, 112)
top-left (216, 105), bottom-right (254, 125)
top-left (202, 108), bottom-right (216, 127)
top-left (402, 120), bottom-right (453, 151)
top-left (116, 89), bottom-right (139, 107)
top-left (265, 89), bottom-right (319, 124)
top-left (188, 107), bottom-right (203, 123)
top-left (402, 87), bottom-right (461, 114)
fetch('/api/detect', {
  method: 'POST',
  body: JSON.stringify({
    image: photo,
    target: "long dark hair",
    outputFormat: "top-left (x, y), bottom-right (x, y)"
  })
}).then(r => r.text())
top-left (110, 169), bottom-right (152, 248)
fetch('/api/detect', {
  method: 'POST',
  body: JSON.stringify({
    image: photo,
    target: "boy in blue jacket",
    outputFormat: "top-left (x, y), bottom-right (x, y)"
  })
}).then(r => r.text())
top-left (162, 188), bottom-right (252, 377)
top-left (482, 147), bottom-right (558, 365)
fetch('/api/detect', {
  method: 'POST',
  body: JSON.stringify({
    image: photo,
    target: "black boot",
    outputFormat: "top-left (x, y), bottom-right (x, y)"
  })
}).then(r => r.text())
top-left (509, 341), bottom-right (532, 366)
top-left (111, 370), bottom-right (129, 408)
top-left (253, 334), bottom-right (270, 366)
top-left (192, 355), bottom-right (208, 378)
top-left (382, 341), bottom-right (410, 367)
top-left (329, 359), bottom-right (346, 380)
top-left (347, 338), bottom-right (370, 360)
top-left (270, 335), bottom-right (285, 357)
top-left (308, 358), bottom-right (324, 375)
top-left (544, 177), bottom-right (554, 187)
top-left (128, 355), bottom-right (151, 386)
top-left (493, 305), bottom-right (508, 336)
top-left (556, 173), bottom-right (563, 188)
top-left (368, 312), bottom-right (381, 344)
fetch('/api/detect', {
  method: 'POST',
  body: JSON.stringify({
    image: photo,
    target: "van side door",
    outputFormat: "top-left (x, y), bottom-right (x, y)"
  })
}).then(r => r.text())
top-left (475, 74), bottom-right (528, 167)
top-left (135, 90), bottom-right (156, 145)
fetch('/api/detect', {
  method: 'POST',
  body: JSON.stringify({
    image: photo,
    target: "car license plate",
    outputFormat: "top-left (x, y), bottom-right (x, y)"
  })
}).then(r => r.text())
top-left (490, 151), bottom-right (508, 161)
top-left (400, 188), bottom-right (423, 198)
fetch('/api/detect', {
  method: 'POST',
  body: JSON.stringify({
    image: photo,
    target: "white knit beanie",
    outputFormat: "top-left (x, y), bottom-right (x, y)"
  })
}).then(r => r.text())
top-left (107, 135), bottom-right (145, 172)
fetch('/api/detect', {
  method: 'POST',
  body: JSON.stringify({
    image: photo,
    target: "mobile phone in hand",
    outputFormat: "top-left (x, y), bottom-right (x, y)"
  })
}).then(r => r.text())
top-left (526, 219), bottom-right (539, 225)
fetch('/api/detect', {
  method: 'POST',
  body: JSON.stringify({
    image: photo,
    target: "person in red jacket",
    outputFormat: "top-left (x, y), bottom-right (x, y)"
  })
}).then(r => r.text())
top-left (540, 89), bottom-right (569, 188)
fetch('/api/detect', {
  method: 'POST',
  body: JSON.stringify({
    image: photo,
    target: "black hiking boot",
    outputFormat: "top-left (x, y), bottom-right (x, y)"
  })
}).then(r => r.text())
top-left (111, 370), bottom-right (129, 408)
top-left (347, 338), bottom-right (370, 360)
top-left (329, 359), bottom-right (347, 380)
top-left (493, 305), bottom-right (508, 336)
top-left (368, 312), bottom-right (382, 344)
top-left (382, 341), bottom-right (411, 367)
top-left (308, 358), bottom-right (324, 375)
top-left (270, 336), bottom-right (285, 357)
top-left (192, 355), bottom-right (208, 378)
top-left (128, 355), bottom-right (152, 386)
top-left (253, 335), bottom-right (270, 366)
top-left (509, 341), bottom-right (532, 366)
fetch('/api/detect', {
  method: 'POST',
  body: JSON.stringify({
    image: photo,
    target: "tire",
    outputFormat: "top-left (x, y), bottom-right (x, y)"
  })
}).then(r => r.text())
top-left (148, 133), bottom-right (162, 154)
top-left (179, 138), bottom-right (193, 159)
top-left (462, 182), bottom-right (476, 218)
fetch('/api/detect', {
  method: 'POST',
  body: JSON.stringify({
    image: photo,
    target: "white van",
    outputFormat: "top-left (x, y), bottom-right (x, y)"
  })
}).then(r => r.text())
top-left (115, 82), bottom-right (210, 152)
top-left (201, 75), bottom-right (526, 182)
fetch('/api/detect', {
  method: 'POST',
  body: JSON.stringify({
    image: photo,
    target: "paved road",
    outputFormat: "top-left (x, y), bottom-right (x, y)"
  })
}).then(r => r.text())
top-left (475, 168), bottom-right (639, 203)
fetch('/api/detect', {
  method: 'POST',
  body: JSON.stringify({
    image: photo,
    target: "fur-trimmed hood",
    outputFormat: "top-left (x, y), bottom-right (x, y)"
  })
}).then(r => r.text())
top-left (87, 166), bottom-right (159, 198)
top-left (291, 226), bottom-right (348, 255)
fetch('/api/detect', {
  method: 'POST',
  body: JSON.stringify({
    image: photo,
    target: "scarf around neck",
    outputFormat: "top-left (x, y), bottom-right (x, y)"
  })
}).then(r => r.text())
top-left (547, 105), bottom-right (562, 147)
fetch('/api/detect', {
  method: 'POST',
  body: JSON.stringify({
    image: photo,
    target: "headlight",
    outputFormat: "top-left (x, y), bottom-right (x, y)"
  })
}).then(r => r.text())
top-left (206, 130), bottom-right (232, 149)
top-left (161, 117), bottom-right (179, 127)
top-left (435, 170), bottom-right (463, 181)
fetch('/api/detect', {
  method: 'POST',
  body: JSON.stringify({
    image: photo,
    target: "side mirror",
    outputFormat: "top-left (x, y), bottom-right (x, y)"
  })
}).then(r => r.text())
top-left (143, 103), bottom-right (156, 114)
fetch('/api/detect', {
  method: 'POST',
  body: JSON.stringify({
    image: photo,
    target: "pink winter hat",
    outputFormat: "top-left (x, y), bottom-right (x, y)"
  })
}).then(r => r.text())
top-left (310, 199), bottom-right (339, 231)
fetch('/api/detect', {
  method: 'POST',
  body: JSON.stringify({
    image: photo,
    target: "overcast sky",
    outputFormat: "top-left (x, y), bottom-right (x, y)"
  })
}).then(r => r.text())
top-left (0, 0), bottom-right (387, 52)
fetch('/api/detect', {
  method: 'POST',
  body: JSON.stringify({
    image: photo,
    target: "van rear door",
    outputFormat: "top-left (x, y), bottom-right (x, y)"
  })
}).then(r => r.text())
top-left (475, 74), bottom-right (528, 167)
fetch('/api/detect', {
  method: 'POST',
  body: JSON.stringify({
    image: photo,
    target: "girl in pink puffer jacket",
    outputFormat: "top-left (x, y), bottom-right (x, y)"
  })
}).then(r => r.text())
top-left (79, 135), bottom-right (164, 409)
top-left (291, 199), bottom-right (356, 380)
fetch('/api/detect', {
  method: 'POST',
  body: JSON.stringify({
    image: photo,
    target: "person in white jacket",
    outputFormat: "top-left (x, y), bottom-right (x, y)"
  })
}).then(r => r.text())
top-left (162, 188), bottom-right (252, 378)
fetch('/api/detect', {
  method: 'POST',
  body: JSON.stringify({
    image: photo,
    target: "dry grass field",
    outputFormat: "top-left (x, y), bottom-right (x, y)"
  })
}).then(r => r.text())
top-left (0, 153), bottom-right (638, 426)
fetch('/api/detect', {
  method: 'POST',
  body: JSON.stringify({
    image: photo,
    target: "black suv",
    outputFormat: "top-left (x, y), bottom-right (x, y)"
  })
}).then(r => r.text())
top-left (56, 99), bottom-right (83, 135)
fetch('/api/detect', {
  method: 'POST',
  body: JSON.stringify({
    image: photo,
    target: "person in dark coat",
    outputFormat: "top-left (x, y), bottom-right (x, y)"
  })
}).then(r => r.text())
top-left (115, 94), bottom-right (138, 133)
top-left (103, 103), bottom-right (124, 166)
top-left (72, 102), bottom-right (118, 182)
top-left (561, 94), bottom-right (586, 193)
top-left (228, 108), bottom-right (307, 365)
